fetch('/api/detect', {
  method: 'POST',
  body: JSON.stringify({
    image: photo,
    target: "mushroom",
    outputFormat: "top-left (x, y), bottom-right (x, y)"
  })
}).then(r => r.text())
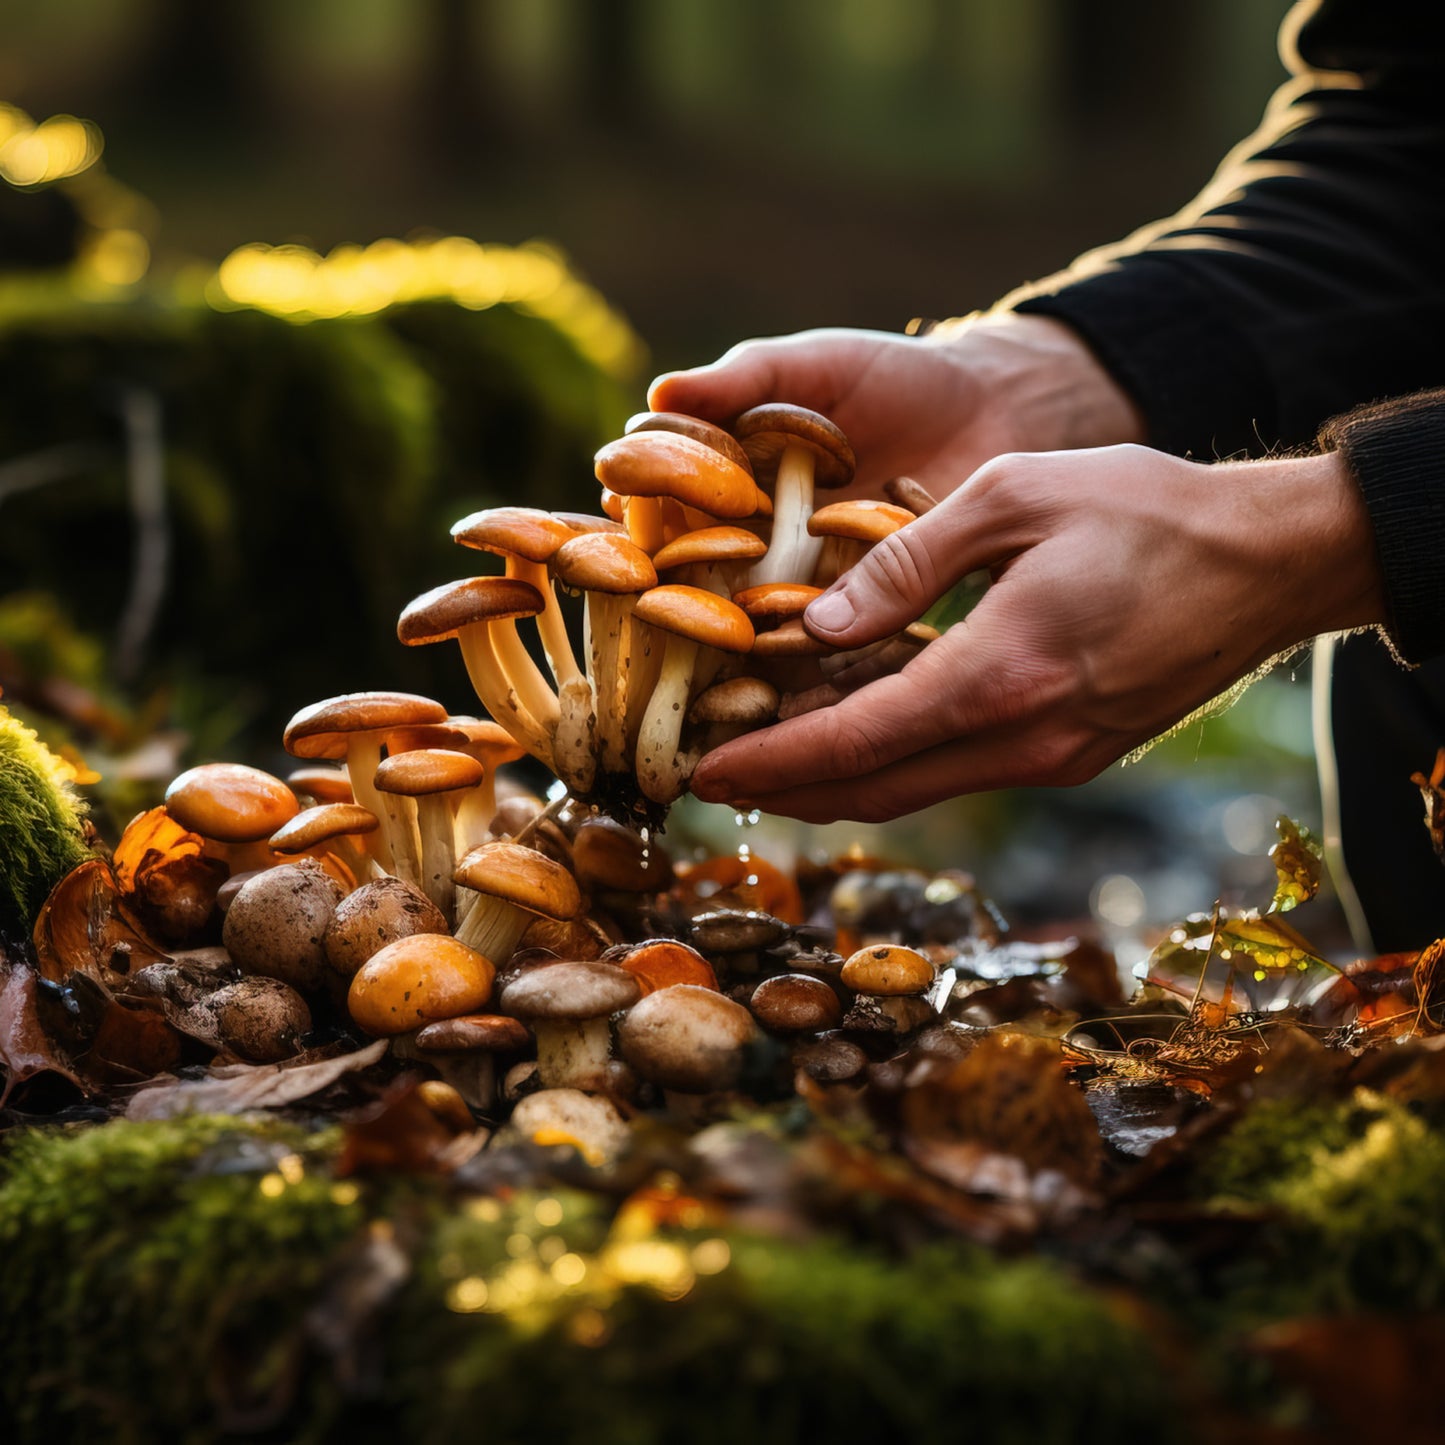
top-left (593, 430), bottom-right (758, 556)
top-left (652, 525), bottom-right (768, 601)
top-left (286, 765), bottom-right (356, 806)
top-left (395, 577), bottom-right (558, 772)
top-left (622, 410), bottom-right (765, 534)
top-left (686, 676), bottom-right (779, 753)
top-left (883, 475), bottom-right (938, 514)
top-left (163, 761), bottom-right (300, 875)
top-left (617, 984), bottom-right (759, 1097)
top-left (323, 874), bottom-right (449, 979)
top-left (221, 858), bottom-right (346, 996)
top-left (373, 748), bottom-right (486, 922)
top-left (210, 976), bottom-right (313, 1062)
top-left (806, 499), bottom-right (915, 588)
top-left (735, 403), bottom-right (855, 586)
top-left (412, 1012), bottom-right (532, 1112)
top-left (282, 692), bottom-right (448, 874)
top-left (550, 530), bottom-right (658, 777)
top-left (451, 507), bottom-right (594, 792)
top-left (268, 801), bottom-right (382, 890)
top-left (839, 943), bottom-right (936, 1033)
top-left (451, 839), bottom-right (584, 968)
top-left (347, 932), bottom-right (496, 1036)
top-left (502, 959), bottom-right (640, 1091)
top-left (502, 1087), bottom-right (631, 1167)
top-left (748, 972), bottom-right (842, 1035)
top-left (571, 816), bottom-right (673, 895)
top-left (628, 584), bottom-right (755, 805)
top-left (609, 938), bottom-right (719, 996)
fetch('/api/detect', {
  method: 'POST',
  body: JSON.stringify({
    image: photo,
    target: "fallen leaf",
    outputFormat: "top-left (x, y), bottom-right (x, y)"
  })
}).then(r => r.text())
top-left (31, 856), bottom-right (171, 985)
top-left (0, 952), bottom-right (84, 1104)
top-left (123, 1038), bottom-right (389, 1119)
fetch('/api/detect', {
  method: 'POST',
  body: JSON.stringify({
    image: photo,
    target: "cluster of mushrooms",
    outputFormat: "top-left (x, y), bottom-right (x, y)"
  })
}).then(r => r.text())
top-left (140, 404), bottom-right (971, 1156)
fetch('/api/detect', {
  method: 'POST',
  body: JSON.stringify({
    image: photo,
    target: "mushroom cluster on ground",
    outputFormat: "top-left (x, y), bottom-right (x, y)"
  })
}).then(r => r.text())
top-left (34, 404), bottom-right (1019, 1150)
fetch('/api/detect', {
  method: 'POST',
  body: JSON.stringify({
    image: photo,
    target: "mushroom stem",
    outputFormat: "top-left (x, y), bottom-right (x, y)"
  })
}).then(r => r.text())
top-left (414, 795), bottom-right (460, 924)
top-left (553, 675), bottom-right (598, 795)
top-left (377, 792), bottom-right (424, 889)
top-left (452, 898), bottom-right (530, 968)
top-left (490, 620), bottom-right (561, 738)
top-left (623, 496), bottom-right (665, 554)
top-left (513, 559), bottom-right (583, 686)
top-left (454, 775), bottom-right (498, 856)
top-left (456, 625), bottom-right (555, 770)
top-left (344, 738), bottom-right (394, 872)
top-left (587, 592), bottom-right (633, 773)
top-left (623, 616), bottom-right (666, 760)
top-left (750, 445), bottom-right (820, 586)
top-left (533, 1018), bottom-right (614, 1091)
top-left (636, 634), bottom-right (700, 804)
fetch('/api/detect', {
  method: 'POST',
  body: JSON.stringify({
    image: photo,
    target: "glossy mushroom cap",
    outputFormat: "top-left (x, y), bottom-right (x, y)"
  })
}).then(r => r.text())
top-left (384, 718), bottom-right (526, 767)
top-left (414, 1012), bottom-right (533, 1054)
top-left (631, 585), bottom-right (754, 653)
top-left (502, 959), bottom-right (640, 1022)
top-left (732, 582), bottom-right (825, 624)
top-left (610, 938), bottom-right (719, 995)
top-left (617, 984), bottom-right (758, 1093)
top-left (551, 531), bottom-right (658, 594)
top-left (164, 762), bottom-right (298, 843)
top-left (734, 403), bottom-right (855, 491)
top-left (623, 410), bottom-right (754, 474)
top-left (572, 817), bottom-right (674, 893)
top-left (282, 692), bottom-right (448, 760)
top-left (840, 944), bottom-right (935, 996)
top-left (652, 526), bottom-right (768, 573)
top-left (347, 933), bottom-right (496, 1036)
top-left (749, 617), bottom-right (835, 658)
top-left (396, 577), bottom-right (545, 646)
top-left (286, 766), bottom-right (355, 805)
top-left (450, 506), bottom-right (578, 563)
top-left (268, 802), bottom-right (379, 854)
top-left (688, 676), bottom-right (779, 727)
top-left (806, 499), bottom-right (915, 543)
top-left (374, 748), bottom-right (486, 797)
top-left (749, 973), bottom-right (843, 1034)
top-left (452, 840), bottom-right (584, 922)
top-left (594, 431), bottom-right (759, 520)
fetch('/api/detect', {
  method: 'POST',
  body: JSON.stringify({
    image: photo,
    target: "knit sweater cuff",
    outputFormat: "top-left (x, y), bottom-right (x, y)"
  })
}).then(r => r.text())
top-left (1009, 259), bottom-right (1275, 461)
top-left (1318, 389), bottom-right (1445, 664)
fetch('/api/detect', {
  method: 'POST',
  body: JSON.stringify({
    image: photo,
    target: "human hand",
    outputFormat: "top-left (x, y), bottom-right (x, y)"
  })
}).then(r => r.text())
top-left (690, 445), bottom-right (1387, 823)
top-left (648, 312), bottom-right (1147, 503)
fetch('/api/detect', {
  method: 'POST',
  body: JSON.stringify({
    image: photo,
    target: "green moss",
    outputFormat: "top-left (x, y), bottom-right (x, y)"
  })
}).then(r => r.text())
top-left (0, 705), bottom-right (90, 940)
top-left (0, 1115), bottom-right (1183, 1445)
top-left (1204, 1090), bottom-right (1445, 1315)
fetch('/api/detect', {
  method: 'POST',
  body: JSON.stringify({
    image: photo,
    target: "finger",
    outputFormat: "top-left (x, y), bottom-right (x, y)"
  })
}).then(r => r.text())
top-left (647, 329), bottom-right (878, 425)
top-left (803, 474), bottom-right (1046, 648)
top-left (705, 722), bottom-right (1105, 826)
top-left (692, 611), bottom-right (1069, 800)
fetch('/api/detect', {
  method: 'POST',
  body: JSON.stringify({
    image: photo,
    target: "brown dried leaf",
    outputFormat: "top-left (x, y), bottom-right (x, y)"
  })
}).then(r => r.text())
top-left (31, 856), bottom-right (171, 985)
top-left (112, 804), bottom-right (227, 944)
top-left (123, 1038), bottom-right (389, 1119)
top-left (0, 953), bottom-right (85, 1104)
top-left (1410, 747), bottom-right (1445, 864)
top-left (334, 1078), bottom-right (479, 1177)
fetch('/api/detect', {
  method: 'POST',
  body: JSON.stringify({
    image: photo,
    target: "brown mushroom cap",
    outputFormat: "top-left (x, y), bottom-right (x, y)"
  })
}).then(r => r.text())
top-left (453, 840), bottom-right (584, 921)
top-left (572, 817), bottom-right (673, 893)
top-left (450, 506), bottom-right (578, 563)
top-left (551, 511), bottom-right (627, 535)
top-left (749, 973), bottom-right (842, 1034)
top-left (688, 676), bottom-right (779, 727)
top-left (749, 617), bottom-right (835, 658)
top-left (631, 585), bottom-right (754, 653)
top-left (617, 984), bottom-right (758, 1093)
top-left (623, 410), bottom-right (754, 475)
top-left (840, 944), bottom-right (936, 996)
top-left (374, 748), bottom-right (486, 797)
top-left (164, 762), bottom-right (299, 843)
top-left (652, 526), bottom-right (768, 573)
top-left (269, 802), bottom-right (380, 854)
top-left (807, 499), bottom-right (915, 543)
top-left (734, 403), bottom-right (855, 490)
top-left (384, 718), bottom-right (526, 766)
top-left (347, 933), bottom-right (496, 1036)
top-left (396, 577), bottom-right (544, 646)
top-left (612, 939), bottom-right (719, 996)
top-left (551, 531), bottom-right (658, 594)
top-left (324, 875), bottom-right (449, 976)
top-left (732, 582), bottom-right (825, 623)
top-left (211, 976), bottom-right (312, 1062)
top-left (502, 959), bottom-right (640, 1021)
top-left (414, 1013), bottom-right (532, 1054)
top-left (594, 432), bottom-right (758, 519)
top-left (221, 860), bottom-right (346, 994)
top-left (283, 692), bottom-right (449, 760)
top-left (286, 766), bottom-right (356, 805)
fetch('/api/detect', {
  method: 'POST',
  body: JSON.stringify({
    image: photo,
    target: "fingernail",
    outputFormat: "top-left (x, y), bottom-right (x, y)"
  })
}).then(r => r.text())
top-left (806, 589), bottom-right (855, 635)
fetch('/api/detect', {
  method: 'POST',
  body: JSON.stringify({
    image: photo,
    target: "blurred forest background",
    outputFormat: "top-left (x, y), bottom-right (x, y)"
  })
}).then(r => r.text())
top-left (1, 0), bottom-right (1333, 954)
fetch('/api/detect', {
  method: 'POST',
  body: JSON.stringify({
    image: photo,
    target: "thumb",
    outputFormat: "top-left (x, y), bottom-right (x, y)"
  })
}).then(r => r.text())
top-left (804, 504), bottom-right (989, 647)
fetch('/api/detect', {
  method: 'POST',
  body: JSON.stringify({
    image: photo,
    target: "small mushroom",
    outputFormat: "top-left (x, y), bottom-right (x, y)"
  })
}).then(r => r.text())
top-left (323, 875), bottom-right (449, 978)
top-left (347, 933), bottom-right (495, 1036)
top-left (210, 976), bottom-right (313, 1062)
top-left (502, 959), bottom-right (640, 1091)
top-left (413, 1012), bottom-right (532, 1112)
top-left (617, 984), bottom-right (758, 1095)
top-left (163, 761), bottom-right (300, 875)
top-left (748, 973), bottom-right (842, 1035)
top-left (571, 816), bottom-right (673, 895)
top-left (839, 943), bottom-right (936, 1034)
top-left (609, 938), bottom-right (719, 996)
top-left (268, 801), bottom-right (381, 890)
top-left (452, 840), bottom-right (584, 968)
top-left (502, 1087), bottom-right (631, 1167)
top-left (221, 859), bottom-right (346, 995)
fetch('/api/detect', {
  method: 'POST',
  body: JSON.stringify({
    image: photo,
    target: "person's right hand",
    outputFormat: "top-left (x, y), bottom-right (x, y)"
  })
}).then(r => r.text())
top-left (647, 312), bottom-right (1148, 503)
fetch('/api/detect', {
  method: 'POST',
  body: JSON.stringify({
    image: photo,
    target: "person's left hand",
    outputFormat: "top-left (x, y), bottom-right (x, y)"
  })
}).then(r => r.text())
top-left (689, 443), bottom-right (1387, 823)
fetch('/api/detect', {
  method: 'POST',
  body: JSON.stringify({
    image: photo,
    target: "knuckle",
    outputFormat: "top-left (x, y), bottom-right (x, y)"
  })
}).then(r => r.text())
top-left (866, 528), bottom-right (939, 606)
top-left (828, 712), bottom-right (887, 779)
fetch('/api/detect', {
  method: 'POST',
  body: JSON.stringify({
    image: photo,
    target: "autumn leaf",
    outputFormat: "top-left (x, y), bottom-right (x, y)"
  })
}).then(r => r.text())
top-left (1410, 746), bottom-right (1445, 864)
top-left (1267, 815), bottom-right (1322, 915)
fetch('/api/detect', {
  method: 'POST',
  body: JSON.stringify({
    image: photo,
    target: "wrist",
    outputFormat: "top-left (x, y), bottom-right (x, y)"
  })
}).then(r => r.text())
top-left (925, 310), bottom-right (1147, 452)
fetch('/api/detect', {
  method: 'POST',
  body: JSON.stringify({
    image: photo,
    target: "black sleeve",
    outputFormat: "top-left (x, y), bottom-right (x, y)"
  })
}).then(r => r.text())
top-left (1006, 0), bottom-right (1445, 460)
